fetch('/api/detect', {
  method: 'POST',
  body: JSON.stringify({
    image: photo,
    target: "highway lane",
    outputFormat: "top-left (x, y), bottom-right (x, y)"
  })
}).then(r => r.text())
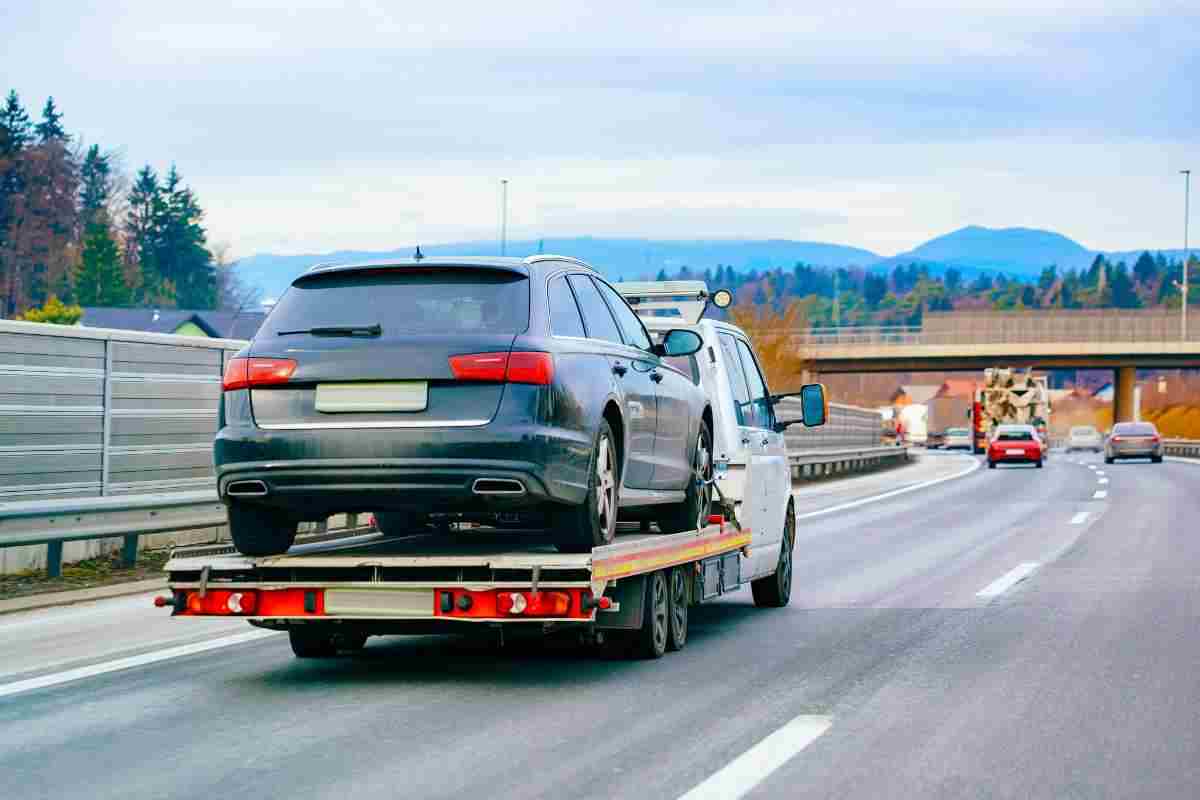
top-left (1, 453), bottom-right (1198, 799)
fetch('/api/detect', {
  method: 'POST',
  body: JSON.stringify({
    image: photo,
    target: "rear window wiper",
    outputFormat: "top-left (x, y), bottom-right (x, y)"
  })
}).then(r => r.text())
top-left (276, 324), bottom-right (382, 337)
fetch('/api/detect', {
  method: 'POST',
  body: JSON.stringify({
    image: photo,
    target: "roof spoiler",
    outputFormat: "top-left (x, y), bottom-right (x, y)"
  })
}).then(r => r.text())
top-left (615, 281), bottom-right (733, 325)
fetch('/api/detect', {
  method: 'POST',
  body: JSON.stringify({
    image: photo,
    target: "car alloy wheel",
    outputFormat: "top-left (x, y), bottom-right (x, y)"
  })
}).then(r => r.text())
top-left (596, 433), bottom-right (617, 536)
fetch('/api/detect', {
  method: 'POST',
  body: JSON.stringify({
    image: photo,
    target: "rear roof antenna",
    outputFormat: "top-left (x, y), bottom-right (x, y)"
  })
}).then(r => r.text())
top-left (413, 245), bottom-right (424, 261)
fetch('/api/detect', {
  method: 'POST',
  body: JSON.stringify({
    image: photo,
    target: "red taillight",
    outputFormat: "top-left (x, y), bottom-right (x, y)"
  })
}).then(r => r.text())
top-left (183, 590), bottom-right (260, 615)
top-left (222, 357), bottom-right (296, 391)
top-left (449, 352), bottom-right (554, 385)
top-left (1151, 435), bottom-right (1161, 443)
top-left (449, 352), bottom-right (509, 381)
top-left (496, 590), bottom-right (571, 616)
top-left (506, 352), bottom-right (555, 384)
top-left (1111, 436), bottom-right (1123, 442)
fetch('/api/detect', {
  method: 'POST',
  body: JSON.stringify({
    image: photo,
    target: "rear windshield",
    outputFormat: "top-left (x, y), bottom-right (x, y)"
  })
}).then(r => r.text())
top-left (1114, 423), bottom-right (1156, 436)
top-left (266, 269), bottom-right (530, 335)
top-left (996, 429), bottom-right (1034, 441)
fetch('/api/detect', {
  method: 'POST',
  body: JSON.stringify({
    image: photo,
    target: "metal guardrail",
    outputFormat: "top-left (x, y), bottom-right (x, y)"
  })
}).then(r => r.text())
top-left (1164, 439), bottom-right (1200, 458)
top-left (789, 445), bottom-right (910, 479)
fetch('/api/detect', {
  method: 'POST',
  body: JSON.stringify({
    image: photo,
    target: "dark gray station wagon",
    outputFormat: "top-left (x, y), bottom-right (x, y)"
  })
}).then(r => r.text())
top-left (216, 256), bottom-right (714, 554)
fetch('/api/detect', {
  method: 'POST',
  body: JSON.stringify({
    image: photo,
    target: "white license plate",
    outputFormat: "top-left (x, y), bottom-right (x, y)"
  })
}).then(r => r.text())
top-left (315, 381), bottom-right (428, 413)
top-left (1006, 448), bottom-right (1025, 455)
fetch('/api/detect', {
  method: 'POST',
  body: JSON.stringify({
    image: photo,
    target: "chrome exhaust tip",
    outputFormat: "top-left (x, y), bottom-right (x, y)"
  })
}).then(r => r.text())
top-left (226, 479), bottom-right (269, 497)
top-left (471, 478), bottom-right (526, 495)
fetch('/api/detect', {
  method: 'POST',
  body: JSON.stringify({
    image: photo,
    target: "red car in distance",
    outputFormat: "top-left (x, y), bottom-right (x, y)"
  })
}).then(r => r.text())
top-left (987, 424), bottom-right (1045, 469)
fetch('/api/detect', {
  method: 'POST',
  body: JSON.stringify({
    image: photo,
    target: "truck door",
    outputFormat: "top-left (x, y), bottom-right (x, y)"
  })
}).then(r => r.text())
top-left (718, 333), bottom-right (788, 578)
top-left (732, 337), bottom-right (790, 576)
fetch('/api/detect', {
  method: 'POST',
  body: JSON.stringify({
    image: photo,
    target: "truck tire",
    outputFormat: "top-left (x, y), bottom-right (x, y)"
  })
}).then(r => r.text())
top-left (289, 628), bottom-right (336, 658)
top-left (374, 511), bottom-right (429, 538)
top-left (658, 420), bottom-right (713, 534)
top-left (229, 504), bottom-right (297, 556)
top-left (667, 565), bottom-right (689, 652)
top-left (554, 419), bottom-right (620, 553)
top-left (752, 498), bottom-right (795, 608)
top-left (632, 570), bottom-right (670, 659)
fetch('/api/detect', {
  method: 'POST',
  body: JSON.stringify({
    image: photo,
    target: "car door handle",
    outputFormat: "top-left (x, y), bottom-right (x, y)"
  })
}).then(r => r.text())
top-left (612, 364), bottom-right (628, 377)
top-left (650, 371), bottom-right (663, 383)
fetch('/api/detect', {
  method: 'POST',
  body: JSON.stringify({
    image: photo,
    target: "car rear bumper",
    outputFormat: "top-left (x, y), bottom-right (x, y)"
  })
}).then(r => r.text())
top-left (215, 423), bottom-right (590, 517)
top-left (1108, 447), bottom-right (1163, 458)
top-left (989, 452), bottom-right (1042, 463)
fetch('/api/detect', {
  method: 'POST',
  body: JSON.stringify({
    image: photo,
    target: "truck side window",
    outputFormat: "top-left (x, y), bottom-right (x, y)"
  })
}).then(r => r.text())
top-left (718, 333), bottom-right (751, 426)
top-left (735, 338), bottom-right (775, 431)
top-left (548, 276), bottom-right (587, 338)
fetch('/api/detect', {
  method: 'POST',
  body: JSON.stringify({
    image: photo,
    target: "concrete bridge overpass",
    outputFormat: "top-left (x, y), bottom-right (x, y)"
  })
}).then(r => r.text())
top-left (798, 310), bottom-right (1200, 422)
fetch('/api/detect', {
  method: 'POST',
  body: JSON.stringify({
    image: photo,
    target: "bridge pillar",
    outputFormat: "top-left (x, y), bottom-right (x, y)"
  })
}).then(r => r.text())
top-left (1114, 366), bottom-right (1137, 423)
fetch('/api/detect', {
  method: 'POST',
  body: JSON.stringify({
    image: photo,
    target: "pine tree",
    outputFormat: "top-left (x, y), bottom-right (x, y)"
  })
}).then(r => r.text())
top-left (0, 91), bottom-right (33, 154)
top-left (79, 145), bottom-right (112, 225)
top-left (76, 220), bottom-right (129, 306)
top-left (1133, 251), bottom-right (1157, 285)
top-left (1110, 262), bottom-right (1140, 308)
top-left (35, 97), bottom-right (66, 142)
top-left (125, 165), bottom-right (171, 305)
top-left (944, 268), bottom-right (962, 294)
top-left (1037, 265), bottom-right (1057, 291)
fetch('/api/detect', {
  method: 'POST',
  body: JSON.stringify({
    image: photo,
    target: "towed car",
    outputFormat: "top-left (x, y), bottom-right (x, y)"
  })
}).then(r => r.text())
top-left (987, 424), bottom-right (1044, 468)
top-left (216, 255), bottom-right (714, 555)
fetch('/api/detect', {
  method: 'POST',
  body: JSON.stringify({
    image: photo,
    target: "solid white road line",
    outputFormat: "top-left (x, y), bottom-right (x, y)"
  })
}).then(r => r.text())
top-left (0, 629), bottom-right (278, 699)
top-left (1093, 490), bottom-right (1108, 499)
top-left (1070, 511), bottom-right (1090, 525)
top-left (976, 562), bottom-right (1040, 599)
top-left (1098, 478), bottom-right (1109, 484)
top-left (794, 456), bottom-right (980, 521)
top-left (678, 715), bottom-right (833, 800)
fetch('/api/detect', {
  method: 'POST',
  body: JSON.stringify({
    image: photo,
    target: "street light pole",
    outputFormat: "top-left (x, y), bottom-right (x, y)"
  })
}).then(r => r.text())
top-left (500, 179), bottom-right (509, 257)
top-left (1183, 169), bottom-right (1191, 341)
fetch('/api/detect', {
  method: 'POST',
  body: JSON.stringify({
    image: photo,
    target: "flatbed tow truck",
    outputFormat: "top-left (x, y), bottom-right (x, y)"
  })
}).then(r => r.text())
top-left (161, 280), bottom-right (824, 660)
top-left (162, 517), bottom-right (752, 660)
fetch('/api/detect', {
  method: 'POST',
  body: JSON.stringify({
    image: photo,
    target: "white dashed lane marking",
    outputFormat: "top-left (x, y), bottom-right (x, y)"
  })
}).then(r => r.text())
top-left (977, 562), bottom-right (1041, 599)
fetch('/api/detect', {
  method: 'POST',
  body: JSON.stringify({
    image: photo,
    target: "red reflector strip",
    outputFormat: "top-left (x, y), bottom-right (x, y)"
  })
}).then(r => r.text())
top-left (435, 588), bottom-right (590, 619)
top-left (177, 588), bottom-right (323, 617)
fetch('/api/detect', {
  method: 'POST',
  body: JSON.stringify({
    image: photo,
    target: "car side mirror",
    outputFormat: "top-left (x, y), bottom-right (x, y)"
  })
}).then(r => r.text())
top-left (656, 329), bottom-right (703, 357)
top-left (771, 383), bottom-right (828, 432)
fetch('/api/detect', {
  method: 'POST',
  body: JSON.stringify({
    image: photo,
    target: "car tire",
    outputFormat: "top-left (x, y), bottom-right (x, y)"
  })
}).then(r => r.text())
top-left (988, 460), bottom-right (996, 469)
top-left (373, 511), bottom-right (429, 538)
top-left (1035, 459), bottom-right (1044, 468)
top-left (1105, 456), bottom-right (1114, 464)
top-left (658, 420), bottom-right (714, 534)
top-left (752, 498), bottom-right (795, 608)
top-left (228, 504), bottom-right (297, 556)
top-left (1152, 455), bottom-right (1163, 463)
top-left (554, 419), bottom-right (619, 553)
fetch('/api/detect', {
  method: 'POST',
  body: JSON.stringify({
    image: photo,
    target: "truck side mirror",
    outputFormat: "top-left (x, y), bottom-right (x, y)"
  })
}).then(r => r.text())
top-left (799, 383), bottom-right (827, 428)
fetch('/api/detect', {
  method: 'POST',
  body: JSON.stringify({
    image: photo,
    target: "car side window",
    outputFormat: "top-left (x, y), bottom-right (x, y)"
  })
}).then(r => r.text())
top-left (547, 276), bottom-right (587, 338)
top-left (567, 275), bottom-right (624, 345)
top-left (735, 338), bottom-right (775, 430)
top-left (594, 279), bottom-right (653, 350)
top-left (718, 333), bottom-right (750, 426)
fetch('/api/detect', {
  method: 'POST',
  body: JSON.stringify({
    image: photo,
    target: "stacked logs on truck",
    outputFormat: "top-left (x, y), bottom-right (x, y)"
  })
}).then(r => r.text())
top-left (981, 368), bottom-right (1049, 433)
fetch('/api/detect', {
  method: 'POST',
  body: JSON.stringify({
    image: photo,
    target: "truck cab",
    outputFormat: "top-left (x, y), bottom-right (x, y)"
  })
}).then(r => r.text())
top-left (617, 281), bottom-right (825, 582)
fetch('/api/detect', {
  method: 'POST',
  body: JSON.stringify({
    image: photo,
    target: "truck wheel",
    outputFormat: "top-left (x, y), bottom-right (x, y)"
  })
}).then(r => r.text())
top-left (667, 565), bottom-right (689, 652)
top-left (752, 498), bottom-right (795, 608)
top-left (633, 570), bottom-right (670, 659)
top-left (374, 511), bottom-right (430, 538)
top-left (289, 628), bottom-right (336, 658)
top-left (228, 504), bottom-right (297, 556)
top-left (658, 420), bottom-right (713, 534)
top-left (554, 419), bottom-right (619, 553)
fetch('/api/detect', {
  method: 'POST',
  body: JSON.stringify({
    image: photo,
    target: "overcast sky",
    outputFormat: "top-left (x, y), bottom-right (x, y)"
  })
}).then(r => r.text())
top-left (7, 1), bottom-right (1198, 257)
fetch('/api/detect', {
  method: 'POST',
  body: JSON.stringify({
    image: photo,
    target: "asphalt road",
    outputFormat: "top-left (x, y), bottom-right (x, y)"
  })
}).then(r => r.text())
top-left (2, 451), bottom-right (1198, 799)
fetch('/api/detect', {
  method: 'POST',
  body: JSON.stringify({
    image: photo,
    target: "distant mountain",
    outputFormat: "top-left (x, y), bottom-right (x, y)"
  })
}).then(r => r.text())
top-left (232, 229), bottom-right (1190, 303)
top-left (877, 226), bottom-right (1096, 277)
top-left (234, 237), bottom-right (883, 301)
